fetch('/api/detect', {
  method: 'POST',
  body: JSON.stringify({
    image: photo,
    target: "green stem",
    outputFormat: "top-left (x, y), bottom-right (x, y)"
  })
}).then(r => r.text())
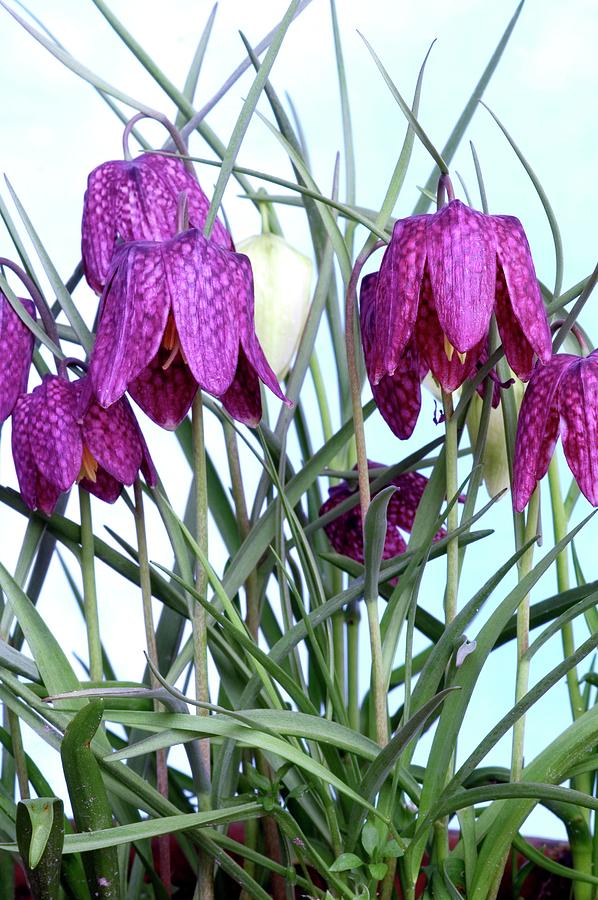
top-left (441, 390), bottom-right (459, 623)
top-left (223, 422), bottom-right (258, 638)
top-left (310, 351), bottom-right (334, 443)
top-left (548, 458), bottom-right (585, 721)
top-left (346, 601), bottom-right (360, 732)
top-left (133, 479), bottom-right (172, 894)
top-left (510, 487), bottom-right (540, 781)
top-left (7, 709), bottom-right (29, 800)
top-left (192, 393), bottom-right (214, 900)
top-left (78, 489), bottom-right (102, 682)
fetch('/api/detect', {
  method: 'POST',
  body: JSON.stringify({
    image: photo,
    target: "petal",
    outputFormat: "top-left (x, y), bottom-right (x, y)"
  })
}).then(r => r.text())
top-left (415, 268), bottom-right (483, 392)
top-left (494, 214), bottom-right (551, 365)
top-left (426, 200), bottom-right (496, 352)
top-left (219, 345), bottom-right (262, 427)
top-left (167, 229), bottom-right (239, 395)
top-left (558, 354), bottom-right (598, 506)
top-left (234, 251), bottom-right (289, 405)
top-left (374, 215), bottom-right (428, 381)
top-left (512, 355), bottom-right (573, 511)
top-left (90, 242), bottom-right (170, 408)
top-left (28, 377), bottom-right (82, 492)
top-left (387, 472), bottom-right (430, 532)
top-left (360, 273), bottom-right (424, 439)
top-left (81, 467), bottom-right (123, 504)
top-left (81, 160), bottom-right (122, 294)
top-left (11, 392), bottom-right (65, 516)
top-left (320, 492), bottom-right (365, 564)
top-left (82, 395), bottom-right (143, 485)
top-left (0, 296), bottom-right (35, 424)
top-left (128, 348), bottom-right (198, 430)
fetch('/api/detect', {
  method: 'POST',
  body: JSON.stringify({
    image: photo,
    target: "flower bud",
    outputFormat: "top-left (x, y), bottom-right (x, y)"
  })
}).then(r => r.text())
top-left (466, 377), bottom-right (523, 498)
top-left (237, 233), bottom-right (312, 379)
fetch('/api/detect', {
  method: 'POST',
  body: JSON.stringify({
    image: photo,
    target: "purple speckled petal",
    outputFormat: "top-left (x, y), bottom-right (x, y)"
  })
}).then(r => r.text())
top-left (11, 391), bottom-right (66, 515)
top-left (82, 393), bottom-right (142, 485)
top-left (90, 242), bottom-right (170, 409)
top-left (320, 485), bottom-right (407, 566)
top-left (494, 214), bottom-right (551, 365)
top-left (81, 466), bottom-right (123, 504)
top-left (121, 397), bottom-right (157, 487)
top-left (360, 273), bottom-right (424, 439)
top-left (373, 215), bottom-right (427, 382)
top-left (81, 161), bottom-right (123, 294)
top-left (128, 348), bottom-right (198, 430)
top-left (415, 268), bottom-right (484, 392)
top-left (494, 267), bottom-right (537, 380)
top-left (166, 229), bottom-right (239, 395)
top-left (234, 250), bottom-right (289, 405)
top-left (28, 377), bottom-right (82, 491)
top-left (512, 355), bottom-right (573, 511)
top-left (82, 153), bottom-right (232, 293)
top-left (0, 296), bottom-right (35, 424)
top-left (558, 353), bottom-right (598, 506)
top-left (387, 471), bottom-right (430, 532)
top-left (219, 345), bottom-right (262, 427)
top-left (426, 200), bottom-right (496, 352)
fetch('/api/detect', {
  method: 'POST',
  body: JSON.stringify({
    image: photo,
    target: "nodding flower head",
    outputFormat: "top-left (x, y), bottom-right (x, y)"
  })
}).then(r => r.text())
top-left (513, 350), bottom-right (598, 511)
top-left (11, 374), bottom-right (156, 515)
top-left (88, 228), bottom-right (290, 430)
top-left (81, 152), bottom-right (232, 294)
top-left (319, 462), bottom-right (458, 568)
top-left (366, 199), bottom-right (551, 394)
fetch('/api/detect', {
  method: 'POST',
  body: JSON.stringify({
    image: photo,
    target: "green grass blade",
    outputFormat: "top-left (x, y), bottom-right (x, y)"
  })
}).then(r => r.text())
top-left (175, 3), bottom-right (217, 128)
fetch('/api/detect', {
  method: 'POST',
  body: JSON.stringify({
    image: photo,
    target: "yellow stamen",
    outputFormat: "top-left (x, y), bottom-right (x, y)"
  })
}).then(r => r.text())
top-left (78, 445), bottom-right (98, 483)
top-left (161, 312), bottom-right (187, 370)
top-left (443, 335), bottom-right (455, 361)
top-left (457, 350), bottom-right (467, 364)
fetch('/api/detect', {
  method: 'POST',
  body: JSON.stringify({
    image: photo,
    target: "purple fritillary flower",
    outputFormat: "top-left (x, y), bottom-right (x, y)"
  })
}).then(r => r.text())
top-left (81, 152), bottom-right (233, 294)
top-left (513, 351), bottom-right (598, 511)
top-left (89, 228), bottom-right (289, 430)
top-left (319, 462), bottom-right (457, 567)
top-left (11, 374), bottom-right (156, 515)
top-left (370, 200), bottom-right (551, 392)
top-left (360, 274), bottom-right (501, 440)
top-left (0, 294), bottom-right (35, 425)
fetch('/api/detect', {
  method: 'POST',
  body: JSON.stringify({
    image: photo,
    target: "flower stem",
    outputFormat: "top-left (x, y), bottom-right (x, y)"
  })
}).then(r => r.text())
top-left (344, 245), bottom-right (387, 746)
top-left (7, 708), bottom-right (29, 800)
top-left (78, 488), bottom-right (102, 682)
top-left (510, 486), bottom-right (539, 781)
top-left (191, 392), bottom-right (211, 773)
top-left (441, 390), bottom-right (459, 624)
top-left (346, 601), bottom-right (360, 731)
top-left (191, 392), bottom-right (214, 900)
top-left (133, 479), bottom-right (171, 895)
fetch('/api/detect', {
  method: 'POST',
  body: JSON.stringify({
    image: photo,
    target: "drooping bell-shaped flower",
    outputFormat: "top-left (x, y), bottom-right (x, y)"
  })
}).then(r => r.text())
top-left (89, 229), bottom-right (289, 430)
top-left (237, 232), bottom-right (312, 379)
top-left (0, 293), bottom-right (35, 425)
top-left (369, 200), bottom-right (551, 393)
top-left (513, 351), bottom-right (598, 510)
top-left (81, 152), bottom-right (233, 294)
top-left (320, 462), bottom-right (456, 566)
top-left (11, 374), bottom-right (156, 515)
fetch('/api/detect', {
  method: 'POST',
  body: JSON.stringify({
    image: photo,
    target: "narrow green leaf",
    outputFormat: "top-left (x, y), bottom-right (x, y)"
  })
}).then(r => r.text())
top-left (412, 0), bottom-right (525, 213)
top-left (175, 3), bottom-right (217, 128)
top-left (4, 179), bottom-right (92, 351)
top-left (203, 0), bottom-right (302, 236)
top-left (359, 31), bottom-right (447, 174)
top-left (363, 487), bottom-right (396, 603)
top-left (0, 562), bottom-right (79, 697)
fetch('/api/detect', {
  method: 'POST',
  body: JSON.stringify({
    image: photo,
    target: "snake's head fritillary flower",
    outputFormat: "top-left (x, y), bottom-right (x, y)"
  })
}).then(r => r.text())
top-left (81, 152), bottom-right (233, 294)
top-left (0, 293), bottom-right (35, 425)
top-left (319, 462), bottom-right (456, 567)
top-left (360, 273), bottom-right (427, 440)
top-left (513, 351), bottom-right (598, 511)
top-left (237, 233), bottom-right (312, 379)
top-left (89, 229), bottom-right (289, 430)
top-left (370, 200), bottom-right (551, 393)
top-left (11, 374), bottom-right (156, 515)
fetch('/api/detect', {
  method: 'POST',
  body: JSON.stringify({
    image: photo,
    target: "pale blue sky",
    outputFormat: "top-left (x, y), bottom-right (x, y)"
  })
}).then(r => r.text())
top-left (0, 0), bottom-right (597, 839)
